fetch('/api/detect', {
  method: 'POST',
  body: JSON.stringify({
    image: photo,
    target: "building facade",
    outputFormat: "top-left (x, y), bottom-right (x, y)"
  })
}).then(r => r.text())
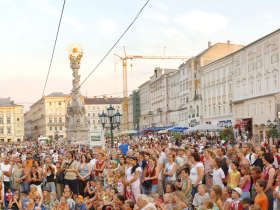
top-left (149, 68), bottom-right (177, 127)
top-left (179, 41), bottom-right (243, 127)
top-left (84, 97), bottom-right (123, 130)
top-left (167, 69), bottom-right (180, 126)
top-left (25, 92), bottom-right (71, 140)
top-left (201, 55), bottom-right (234, 126)
top-left (0, 98), bottom-right (24, 142)
top-left (138, 81), bottom-right (151, 130)
top-left (231, 29), bottom-right (280, 139)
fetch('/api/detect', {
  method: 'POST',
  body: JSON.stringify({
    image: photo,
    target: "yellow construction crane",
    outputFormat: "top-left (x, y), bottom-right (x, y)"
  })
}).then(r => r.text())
top-left (114, 46), bottom-right (189, 131)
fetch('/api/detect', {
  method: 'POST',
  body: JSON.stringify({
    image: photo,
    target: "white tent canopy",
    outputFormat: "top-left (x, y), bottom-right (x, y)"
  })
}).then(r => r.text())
top-left (185, 124), bottom-right (224, 133)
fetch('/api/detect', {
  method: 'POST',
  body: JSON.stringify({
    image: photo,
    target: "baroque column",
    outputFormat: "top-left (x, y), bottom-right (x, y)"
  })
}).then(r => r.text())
top-left (65, 44), bottom-right (89, 145)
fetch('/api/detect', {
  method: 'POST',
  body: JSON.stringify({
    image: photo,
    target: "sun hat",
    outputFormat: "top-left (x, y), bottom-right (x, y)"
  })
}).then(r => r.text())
top-left (232, 187), bottom-right (242, 196)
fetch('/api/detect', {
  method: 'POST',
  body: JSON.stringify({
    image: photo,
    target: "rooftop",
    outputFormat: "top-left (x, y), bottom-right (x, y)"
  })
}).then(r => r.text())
top-left (0, 98), bottom-right (21, 107)
top-left (47, 92), bottom-right (69, 97)
top-left (84, 97), bottom-right (123, 105)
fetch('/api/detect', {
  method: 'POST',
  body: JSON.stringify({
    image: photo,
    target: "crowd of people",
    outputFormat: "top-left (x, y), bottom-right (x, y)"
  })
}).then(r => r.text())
top-left (0, 134), bottom-right (279, 210)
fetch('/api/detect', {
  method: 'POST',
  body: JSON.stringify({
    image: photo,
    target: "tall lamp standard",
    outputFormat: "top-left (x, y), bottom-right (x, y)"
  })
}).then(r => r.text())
top-left (99, 105), bottom-right (122, 148)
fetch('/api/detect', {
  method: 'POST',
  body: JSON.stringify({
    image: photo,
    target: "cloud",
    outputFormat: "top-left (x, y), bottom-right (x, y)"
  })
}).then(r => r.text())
top-left (97, 19), bottom-right (118, 33)
top-left (152, 0), bottom-right (169, 12)
top-left (47, 9), bottom-right (83, 31)
top-left (173, 10), bottom-right (229, 34)
top-left (143, 12), bottom-right (169, 24)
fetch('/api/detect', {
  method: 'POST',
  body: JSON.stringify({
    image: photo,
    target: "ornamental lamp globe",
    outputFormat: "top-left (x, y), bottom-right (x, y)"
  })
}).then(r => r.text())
top-left (68, 43), bottom-right (83, 58)
top-left (115, 110), bottom-right (122, 124)
top-left (99, 111), bottom-right (107, 125)
top-left (107, 104), bottom-right (115, 118)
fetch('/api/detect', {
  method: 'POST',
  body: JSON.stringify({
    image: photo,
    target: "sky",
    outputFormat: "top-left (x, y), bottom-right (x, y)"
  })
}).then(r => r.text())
top-left (1, 0), bottom-right (280, 110)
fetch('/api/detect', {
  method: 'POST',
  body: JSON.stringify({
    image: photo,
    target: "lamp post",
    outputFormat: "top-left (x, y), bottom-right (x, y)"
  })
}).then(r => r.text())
top-left (99, 105), bottom-right (122, 148)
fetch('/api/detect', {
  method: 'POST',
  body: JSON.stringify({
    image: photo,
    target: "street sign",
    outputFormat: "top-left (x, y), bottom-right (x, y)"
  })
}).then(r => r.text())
top-left (89, 127), bottom-right (105, 148)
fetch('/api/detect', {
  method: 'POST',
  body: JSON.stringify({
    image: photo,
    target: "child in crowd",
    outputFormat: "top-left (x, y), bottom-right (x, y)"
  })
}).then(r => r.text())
top-left (5, 188), bottom-right (13, 203)
top-left (229, 187), bottom-right (243, 210)
top-left (228, 161), bottom-right (240, 189)
top-left (212, 158), bottom-right (225, 190)
top-left (273, 170), bottom-right (280, 210)
top-left (21, 190), bottom-right (29, 210)
top-left (193, 184), bottom-right (210, 209)
top-left (254, 179), bottom-right (269, 210)
top-left (241, 198), bottom-right (251, 210)
top-left (175, 167), bottom-right (192, 206)
top-left (74, 195), bottom-right (87, 210)
top-left (199, 199), bottom-right (214, 210)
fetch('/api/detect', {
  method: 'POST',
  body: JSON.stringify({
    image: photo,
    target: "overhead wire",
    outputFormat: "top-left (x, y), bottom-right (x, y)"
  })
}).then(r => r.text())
top-left (42, 0), bottom-right (66, 97)
top-left (78, 0), bottom-right (152, 90)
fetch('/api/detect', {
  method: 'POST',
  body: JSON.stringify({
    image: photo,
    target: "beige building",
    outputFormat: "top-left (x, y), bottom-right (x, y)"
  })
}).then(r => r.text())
top-left (84, 97), bottom-right (123, 130)
top-left (201, 55), bottom-right (235, 126)
top-left (179, 41), bottom-right (243, 127)
top-left (231, 29), bottom-right (280, 139)
top-left (25, 92), bottom-right (71, 140)
top-left (0, 98), bottom-right (24, 142)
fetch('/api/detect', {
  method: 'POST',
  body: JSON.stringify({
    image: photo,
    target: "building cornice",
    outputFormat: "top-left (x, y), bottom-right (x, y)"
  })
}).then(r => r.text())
top-left (232, 91), bottom-right (280, 103)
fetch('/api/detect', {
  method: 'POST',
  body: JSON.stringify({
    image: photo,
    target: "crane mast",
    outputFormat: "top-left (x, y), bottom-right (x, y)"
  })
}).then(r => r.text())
top-left (115, 47), bottom-right (188, 131)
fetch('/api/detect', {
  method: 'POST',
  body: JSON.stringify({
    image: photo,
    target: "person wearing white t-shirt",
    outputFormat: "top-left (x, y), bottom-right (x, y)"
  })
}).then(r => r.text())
top-left (189, 152), bottom-right (204, 196)
top-left (212, 158), bottom-right (225, 189)
top-left (125, 156), bottom-right (142, 202)
top-left (1, 156), bottom-right (13, 198)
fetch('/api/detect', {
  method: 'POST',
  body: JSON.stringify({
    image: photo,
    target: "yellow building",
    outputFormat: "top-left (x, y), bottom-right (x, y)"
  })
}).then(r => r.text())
top-left (0, 98), bottom-right (24, 142)
top-left (25, 92), bottom-right (71, 140)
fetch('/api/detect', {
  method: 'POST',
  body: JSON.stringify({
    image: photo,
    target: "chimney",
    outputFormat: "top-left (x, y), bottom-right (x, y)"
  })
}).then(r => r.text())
top-left (208, 41), bottom-right (212, 48)
top-left (227, 40), bottom-right (230, 45)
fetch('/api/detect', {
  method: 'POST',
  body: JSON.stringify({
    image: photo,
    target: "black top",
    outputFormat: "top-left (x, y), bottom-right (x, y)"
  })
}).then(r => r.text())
top-left (221, 157), bottom-right (229, 176)
top-left (31, 172), bottom-right (41, 186)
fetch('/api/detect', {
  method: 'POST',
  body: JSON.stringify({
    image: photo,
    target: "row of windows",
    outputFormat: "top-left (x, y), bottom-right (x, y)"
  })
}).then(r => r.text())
top-left (49, 117), bottom-right (63, 123)
top-left (48, 102), bottom-right (62, 106)
top-left (49, 126), bottom-right (63, 131)
top-left (0, 117), bottom-right (20, 124)
top-left (0, 127), bottom-right (11, 134)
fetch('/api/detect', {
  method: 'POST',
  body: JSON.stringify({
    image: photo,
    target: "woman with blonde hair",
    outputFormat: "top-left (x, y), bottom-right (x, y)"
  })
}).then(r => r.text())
top-left (42, 188), bottom-right (55, 210)
top-left (210, 185), bottom-right (223, 210)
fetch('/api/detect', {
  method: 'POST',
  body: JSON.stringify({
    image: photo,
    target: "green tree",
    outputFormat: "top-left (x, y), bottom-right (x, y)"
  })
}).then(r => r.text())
top-left (219, 128), bottom-right (234, 142)
top-left (267, 128), bottom-right (278, 138)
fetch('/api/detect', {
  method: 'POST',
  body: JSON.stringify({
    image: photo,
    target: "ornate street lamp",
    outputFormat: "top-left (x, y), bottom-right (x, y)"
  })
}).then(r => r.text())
top-left (99, 105), bottom-right (122, 148)
top-left (266, 120), bottom-right (272, 127)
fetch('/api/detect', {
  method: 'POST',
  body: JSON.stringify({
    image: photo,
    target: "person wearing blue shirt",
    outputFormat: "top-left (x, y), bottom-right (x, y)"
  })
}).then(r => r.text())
top-left (74, 195), bottom-right (87, 210)
top-left (119, 140), bottom-right (128, 156)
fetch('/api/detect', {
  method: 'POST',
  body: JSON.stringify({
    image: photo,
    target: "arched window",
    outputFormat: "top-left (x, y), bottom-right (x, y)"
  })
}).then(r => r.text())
top-left (196, 105), bottom-right (199, 117)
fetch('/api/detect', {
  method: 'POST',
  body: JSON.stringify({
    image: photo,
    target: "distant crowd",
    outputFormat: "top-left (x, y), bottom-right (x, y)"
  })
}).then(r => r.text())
top-left (0, 134), bottom-right (278, 209)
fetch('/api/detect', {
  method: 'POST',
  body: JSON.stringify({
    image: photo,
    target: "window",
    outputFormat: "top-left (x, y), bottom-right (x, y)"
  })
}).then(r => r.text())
top-left (7, 117), bottom-right (11, 124)
top-left (60, 126), bottom-right (62, 131)
top-left (49, 102), bottom-right (52, 106)
top-left (54, 118), bottom-right (57, 123)
top-left (59, 117), bottom-right (62, 123)
top-left (55, 127), bottom-right (57, 131)
top-left (0, 117), bottom-right (3, 124)
top-left (88, 113), bottom-right (90, 117)
top-left (50, 127), bottom-right (52, 131)
top-left (92, 113), bottom-right (95, 117)
top-left (0, 127), bottom-right (3, 134)
top-left (92, 120), bottom-right (95, 124)
top-left (58, 102), bottom-right (62, 105)
top-left (49, 118), bottom-right (52, 123)
top-left (7, 127), bottom-right (11, 134)
top-left (17, 118), bottom-right (20, 122)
